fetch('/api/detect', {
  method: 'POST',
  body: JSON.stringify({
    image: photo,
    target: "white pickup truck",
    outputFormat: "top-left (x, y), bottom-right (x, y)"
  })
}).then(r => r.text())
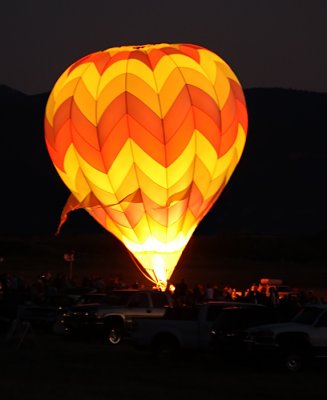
top-left (128, 301), bottom-right (256, 358)
top-left (59, 289), bottom-right (173, 344)
top-left (245, 304), bottom-right (327, 371)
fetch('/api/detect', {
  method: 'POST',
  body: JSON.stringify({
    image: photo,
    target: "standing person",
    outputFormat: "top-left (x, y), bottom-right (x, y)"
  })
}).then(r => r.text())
top-left (174, 278), bottom-right (188, 306)
top-left (223, 284), bottom-right (233, 301)
top-left (192, 283), bottom-right (204, 304)
top-left (268, 287), bottom-right (279, 307)
top-left (204, 283), bottom-right (214, 301)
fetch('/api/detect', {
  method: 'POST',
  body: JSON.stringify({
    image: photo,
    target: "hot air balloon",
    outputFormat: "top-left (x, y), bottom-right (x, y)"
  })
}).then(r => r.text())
top-left (44, 43), bottom-right (248, 290)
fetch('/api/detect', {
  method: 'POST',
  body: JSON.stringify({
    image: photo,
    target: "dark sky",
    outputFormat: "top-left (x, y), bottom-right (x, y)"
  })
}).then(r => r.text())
top-left (1, 0), bottom-right (326, 95)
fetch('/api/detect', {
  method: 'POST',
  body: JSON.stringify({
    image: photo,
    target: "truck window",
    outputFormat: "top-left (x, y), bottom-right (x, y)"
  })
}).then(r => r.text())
top-left (105, 291), bottom-right (134, 306)
top-left (206, 305), bottom-right (225, 321)
top-left (151, 292), bottom-right (171, 308)
top-left (293, 307), bottom-right (323, 324)
top-left (128, 293), bottom-right (150, 308)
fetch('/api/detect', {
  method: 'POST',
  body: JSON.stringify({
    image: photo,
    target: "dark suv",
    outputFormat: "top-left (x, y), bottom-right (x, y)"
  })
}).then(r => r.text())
top-left (211, 304), bottom-right (279, 356)
top-left (245, 304), bottom-right (327, 371)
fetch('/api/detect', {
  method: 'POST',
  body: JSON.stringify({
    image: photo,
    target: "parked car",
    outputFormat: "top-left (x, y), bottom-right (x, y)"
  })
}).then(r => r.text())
top-left (245, 304), bottom-right (327, 372)
top-left (17, 294), bottom-right (78, 331)
top-left (211, 304), bottom-right (279, 357)
top-left (58, 289), bottom-right (173, 344)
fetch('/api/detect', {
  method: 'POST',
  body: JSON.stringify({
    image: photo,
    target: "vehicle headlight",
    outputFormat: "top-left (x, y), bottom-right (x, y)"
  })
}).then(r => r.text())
top-left (83, 310), bottom-right (101, 318)
top-left (63, 312), bottom-right (71, 317)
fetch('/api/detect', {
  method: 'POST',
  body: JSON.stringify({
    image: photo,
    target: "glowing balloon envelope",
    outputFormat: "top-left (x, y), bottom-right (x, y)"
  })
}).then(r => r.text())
top-left (44, 43), bottom-right (248, 289)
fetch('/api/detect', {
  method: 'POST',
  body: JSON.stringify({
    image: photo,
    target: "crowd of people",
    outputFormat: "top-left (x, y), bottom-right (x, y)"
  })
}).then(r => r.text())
top-left (173, 279), bottom-right (325, 306)
top-left (0, 271), bottom-right (129, 318)
top-left (0, 270), bottom-right (326, 321)
top-left (171, 278), bottom-right (326, 320)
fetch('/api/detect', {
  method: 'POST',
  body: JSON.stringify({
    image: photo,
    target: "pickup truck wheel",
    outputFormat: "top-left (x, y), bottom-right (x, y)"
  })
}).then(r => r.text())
top-left (105, 325), bottom-right (123, 345)
top-left (283, 352), bottom-right (303, 373)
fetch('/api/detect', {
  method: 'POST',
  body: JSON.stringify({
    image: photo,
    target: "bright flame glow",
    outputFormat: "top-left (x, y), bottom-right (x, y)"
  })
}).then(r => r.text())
top-left (122, 229), bottom-right (196, 289)
top-left (169, 284), bottom-right (176, 293)
top-left (122, 232), bottom-right (193, 253)
top-left (153, 254), bottom-right (166, 283)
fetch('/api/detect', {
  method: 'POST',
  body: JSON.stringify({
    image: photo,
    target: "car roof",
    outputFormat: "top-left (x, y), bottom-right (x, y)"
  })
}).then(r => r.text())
top-left (304, 304), bottom-right (327, 309)
top-left (205, 301), bottom-right (265, 308)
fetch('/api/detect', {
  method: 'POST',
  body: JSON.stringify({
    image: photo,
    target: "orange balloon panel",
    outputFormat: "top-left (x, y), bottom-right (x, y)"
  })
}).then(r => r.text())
top-left (44, 43), bottom-right (248, 289)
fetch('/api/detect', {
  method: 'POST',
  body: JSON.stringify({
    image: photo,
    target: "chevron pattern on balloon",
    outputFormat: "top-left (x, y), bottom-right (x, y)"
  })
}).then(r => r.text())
top-left (45, 43), bottom-right (248, 289)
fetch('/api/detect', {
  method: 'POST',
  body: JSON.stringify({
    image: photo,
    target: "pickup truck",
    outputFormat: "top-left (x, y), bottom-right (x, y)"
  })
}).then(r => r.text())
top-left (128, 301), bottom-right (257, 358)
top-left (58, 289), bottom-right (173, 344)
top-left (245, 304), bottom-right (327, 372)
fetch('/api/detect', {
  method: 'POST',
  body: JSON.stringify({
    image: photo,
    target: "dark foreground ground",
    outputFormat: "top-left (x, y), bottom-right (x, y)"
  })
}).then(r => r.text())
top-left (1, 332), bottom-right (327, 400)
top-left (1, 233), bottom-right (327, 399)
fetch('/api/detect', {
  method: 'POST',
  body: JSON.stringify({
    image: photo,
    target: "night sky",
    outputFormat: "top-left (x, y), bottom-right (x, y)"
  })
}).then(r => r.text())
top-left (1, 0), bottom-right (326, 95)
